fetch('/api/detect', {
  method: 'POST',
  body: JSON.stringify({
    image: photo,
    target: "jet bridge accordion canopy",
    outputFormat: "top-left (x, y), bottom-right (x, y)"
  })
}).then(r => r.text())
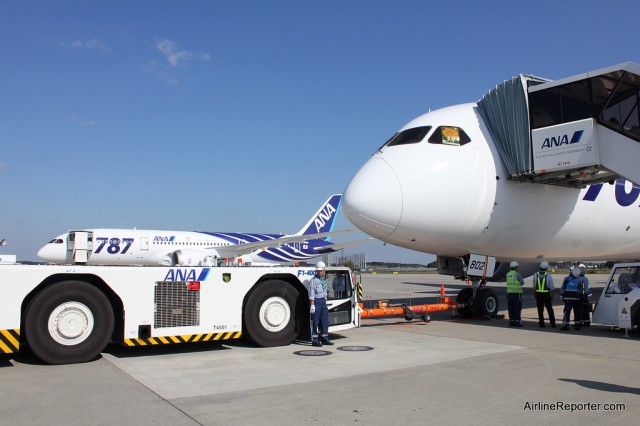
top-left (477, 74), bottom-right (549, 177)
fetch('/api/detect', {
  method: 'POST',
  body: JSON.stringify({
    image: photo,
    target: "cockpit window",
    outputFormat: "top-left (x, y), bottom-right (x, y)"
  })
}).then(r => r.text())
top-left (48, 239), bottom-right (63, 244)
top-left (428, 126), bottom-right (471, 146)
top-left (383, 126), bottom-right (432, 149)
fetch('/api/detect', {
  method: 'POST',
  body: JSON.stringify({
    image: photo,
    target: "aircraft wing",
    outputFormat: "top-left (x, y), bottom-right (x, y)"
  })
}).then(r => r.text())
top-left (312, 238), bottom-right (374, 253)
top-left (213, 229), bottom-right (356, 258)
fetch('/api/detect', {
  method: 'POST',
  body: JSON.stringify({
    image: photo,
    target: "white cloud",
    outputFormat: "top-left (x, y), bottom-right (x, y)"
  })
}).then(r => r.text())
top-left (68, 115), bottom-right (96, 127)
top-left (155, 39), bottom-right (210, 67)
top-left (62, 39), bottom-right (111, 53)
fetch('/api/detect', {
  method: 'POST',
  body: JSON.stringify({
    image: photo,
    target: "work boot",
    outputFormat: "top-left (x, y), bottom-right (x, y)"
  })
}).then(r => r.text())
top-left (560, 325), bottom-right (570, 331)
top-left (322, 339), bottom-right (334, 346)
top-left (539, 323), bottom-right (546, 328)
top-left (312, 341), bottom-right (322, 347)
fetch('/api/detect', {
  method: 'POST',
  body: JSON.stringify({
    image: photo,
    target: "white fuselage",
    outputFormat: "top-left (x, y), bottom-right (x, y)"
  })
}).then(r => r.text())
top-left (342, 103), bottom-right (640, 262)
top-left (37, 194), bottom-right (348, 266)
top-left (38, 229), bottom-right (319, 266)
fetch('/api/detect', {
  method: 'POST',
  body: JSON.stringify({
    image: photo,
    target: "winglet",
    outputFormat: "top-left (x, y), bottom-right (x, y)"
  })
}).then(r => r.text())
top-left (295, 194), bottom-right (342, 237)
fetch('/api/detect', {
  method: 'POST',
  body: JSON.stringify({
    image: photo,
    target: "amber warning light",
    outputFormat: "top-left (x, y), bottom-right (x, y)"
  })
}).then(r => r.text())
top-left (188, 281), bottom-right (201, 291)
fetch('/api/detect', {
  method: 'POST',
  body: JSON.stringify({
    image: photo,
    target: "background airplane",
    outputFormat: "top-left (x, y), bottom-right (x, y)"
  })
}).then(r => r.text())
top-left (342, 64), bottom-right (640, 283)
top-left (38, 194), bottom-right (366, 266)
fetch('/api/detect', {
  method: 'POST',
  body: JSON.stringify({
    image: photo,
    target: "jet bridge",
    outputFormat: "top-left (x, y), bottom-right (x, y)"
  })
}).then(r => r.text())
top-left (478, 62), bottom-right (640, 187)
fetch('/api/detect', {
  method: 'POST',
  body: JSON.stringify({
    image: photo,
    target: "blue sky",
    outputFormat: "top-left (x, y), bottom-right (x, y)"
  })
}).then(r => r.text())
top-left (1, 0), bottom-right (639, 263)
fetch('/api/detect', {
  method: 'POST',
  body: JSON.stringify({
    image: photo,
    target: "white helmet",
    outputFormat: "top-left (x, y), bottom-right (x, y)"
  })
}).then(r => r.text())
top-left (510, 261), bottom-right (519, 269)
top-left (316, 261), bottom-right (326, 271)
top-left (579, 263), bottom-right (586, 276)
top-left (571, 267), bottom-right (581, 278)
top-left (540, 261), bottom-right (549, 270)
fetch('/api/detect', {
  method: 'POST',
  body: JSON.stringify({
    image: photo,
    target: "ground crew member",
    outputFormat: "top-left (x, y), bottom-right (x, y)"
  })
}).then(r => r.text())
top-left (309, 261), bottom-right (333, 347)
top-left (578, 263), bottom-right (592, 327)
top-left (506, 261), bottom-right (525, 327)
top-left (560, 267), bottom-right (583, 330)
top-left (533, 261), bottom-right (555, 328)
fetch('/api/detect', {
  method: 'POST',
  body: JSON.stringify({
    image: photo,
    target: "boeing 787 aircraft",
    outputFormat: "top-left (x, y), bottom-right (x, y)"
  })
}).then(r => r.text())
top-left (39, 194), bottom-right (363, 266)
top-left (342, 62), bottom-right (640, 316)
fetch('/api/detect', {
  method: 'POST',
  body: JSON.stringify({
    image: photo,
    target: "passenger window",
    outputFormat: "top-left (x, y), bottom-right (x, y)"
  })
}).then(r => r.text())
top-left (428, 126), bottom-right (471, 146)
top-left (384, 126), bottom-right (431, 148)
top-left (605, 267), bottom-right (640, 294)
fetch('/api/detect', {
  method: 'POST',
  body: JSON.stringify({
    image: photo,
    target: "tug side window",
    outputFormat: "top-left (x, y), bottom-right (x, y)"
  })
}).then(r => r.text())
top-left (605, 267), bottom-right (640, 294)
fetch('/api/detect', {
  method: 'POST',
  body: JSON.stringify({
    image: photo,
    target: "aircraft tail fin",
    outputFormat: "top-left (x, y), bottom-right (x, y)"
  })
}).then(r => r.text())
top-left (295, 194), bottom-right (342, 237)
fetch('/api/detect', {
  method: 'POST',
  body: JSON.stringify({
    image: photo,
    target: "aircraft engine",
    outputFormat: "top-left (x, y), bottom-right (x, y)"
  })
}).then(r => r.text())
top-left (171, 250), bottom-right (217, 267)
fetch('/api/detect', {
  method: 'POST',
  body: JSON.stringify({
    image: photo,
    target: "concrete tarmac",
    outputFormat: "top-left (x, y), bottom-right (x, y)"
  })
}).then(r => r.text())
top-left (1, 273), bottom-right (639, 425)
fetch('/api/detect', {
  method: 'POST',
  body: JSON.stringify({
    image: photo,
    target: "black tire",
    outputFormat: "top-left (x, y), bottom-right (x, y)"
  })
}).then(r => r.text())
top-left (475, 288), bottom-right (499, 318)
top-left (24, 281), bottom-right (114, 365)
top-left (244, 280), bottom-right (299, 347)
top-left (403, 305), bottom-right (413, 321)
top-left (456, 288), bottom-right (474, 317)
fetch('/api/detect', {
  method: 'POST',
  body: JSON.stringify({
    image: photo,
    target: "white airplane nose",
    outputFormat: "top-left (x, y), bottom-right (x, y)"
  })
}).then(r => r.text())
top-left (343, 158), bottom-right (402, 239)
top-left (37, 244), bottom-right (62, 263)
top-left (36, 245), bottom-right (51, 261)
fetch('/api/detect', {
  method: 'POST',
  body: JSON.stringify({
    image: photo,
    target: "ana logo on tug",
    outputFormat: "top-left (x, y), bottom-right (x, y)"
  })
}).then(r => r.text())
top-left (163, 268), bottom-right (211, 282)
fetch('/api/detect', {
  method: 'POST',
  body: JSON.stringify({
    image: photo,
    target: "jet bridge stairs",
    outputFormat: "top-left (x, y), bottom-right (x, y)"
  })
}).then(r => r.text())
top-left (478, 62), bottom-right (640, 188)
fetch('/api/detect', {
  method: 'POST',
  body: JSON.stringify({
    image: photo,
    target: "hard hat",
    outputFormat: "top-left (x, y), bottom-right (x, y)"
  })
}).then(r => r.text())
top-left (316, 261), bottom-right (326, 270)
top-left (579, 264), bottom-right (586, 275)
top-left (510, 261), bottom-right (519, 269)
top-left (571, 267), bottom-right (581, 278)
top-left (540, 261), bottom-right (549, 270)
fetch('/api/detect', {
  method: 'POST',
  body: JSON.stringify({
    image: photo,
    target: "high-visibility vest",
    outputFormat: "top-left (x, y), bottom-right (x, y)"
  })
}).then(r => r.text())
top-left (506, 270), bottom-right (523, 293)
top-left (561, 276), bottom-right (583, 300)
top-left (536, 272), bottom-right (549, 293)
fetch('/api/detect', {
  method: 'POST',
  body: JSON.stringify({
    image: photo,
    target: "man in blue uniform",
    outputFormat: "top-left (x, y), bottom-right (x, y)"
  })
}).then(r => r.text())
top-left (533, 261), bottom-right (556, 328)
top-left (506, 261), bottom-right (525, 327)
top-left (560, 267), bottom-right (584, 330)
top-left (309, 261), bottom-right (333, 347)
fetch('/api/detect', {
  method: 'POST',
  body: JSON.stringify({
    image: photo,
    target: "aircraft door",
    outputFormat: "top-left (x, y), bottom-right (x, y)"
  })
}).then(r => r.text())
top-left (141, 237), bottom-right (149, 251)
top-left (67, 231), bottom-right (93, 264)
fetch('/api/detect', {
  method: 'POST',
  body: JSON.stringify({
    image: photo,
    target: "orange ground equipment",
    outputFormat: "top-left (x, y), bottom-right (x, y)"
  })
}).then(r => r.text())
top-left (358, 284), bottom-right (462, 322)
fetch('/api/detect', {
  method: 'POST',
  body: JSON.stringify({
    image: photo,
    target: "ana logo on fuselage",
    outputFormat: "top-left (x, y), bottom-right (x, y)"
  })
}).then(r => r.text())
top-left (154, 236), bottom-right (176, 243)
top-left (541, 130), bottom-right (584, 149)
top-left (314, 202), bottom-right (337, 233)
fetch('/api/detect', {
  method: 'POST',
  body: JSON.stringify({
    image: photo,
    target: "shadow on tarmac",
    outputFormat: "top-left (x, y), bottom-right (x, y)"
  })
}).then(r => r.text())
top-left (104, 340), bottom-right (235, 360)
top-left (559, 378), bottom-right (640, 395)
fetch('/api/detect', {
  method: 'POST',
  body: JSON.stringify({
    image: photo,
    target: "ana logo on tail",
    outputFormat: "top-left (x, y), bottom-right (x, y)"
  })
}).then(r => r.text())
top-left (299, 194), bottom-right (342, 236)
top-left (314, 202), bottom-right (337, 233)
